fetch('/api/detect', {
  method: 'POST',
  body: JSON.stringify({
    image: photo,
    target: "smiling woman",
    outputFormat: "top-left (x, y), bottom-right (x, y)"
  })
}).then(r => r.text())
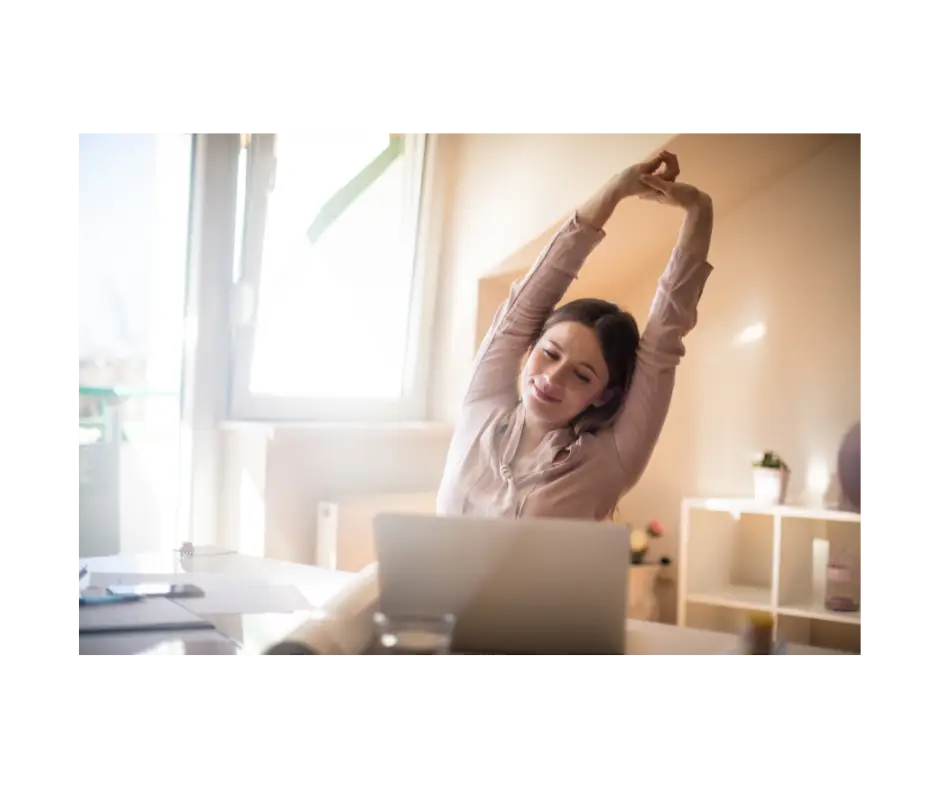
top-left (526, 299), bottom-right (640, 436)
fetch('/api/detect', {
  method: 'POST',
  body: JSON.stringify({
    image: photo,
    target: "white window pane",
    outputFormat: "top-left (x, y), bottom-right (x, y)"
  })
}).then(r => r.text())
top-left (79, 133), bottom-right (193, 554)
top-left (249, 135), bottom-right (416, 399)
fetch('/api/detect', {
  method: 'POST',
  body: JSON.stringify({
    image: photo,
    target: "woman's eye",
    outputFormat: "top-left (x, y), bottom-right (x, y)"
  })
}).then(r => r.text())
top-left (575, 372), bottom-right (590, 384)
top-left (542, 348), bottom-right (559, 360)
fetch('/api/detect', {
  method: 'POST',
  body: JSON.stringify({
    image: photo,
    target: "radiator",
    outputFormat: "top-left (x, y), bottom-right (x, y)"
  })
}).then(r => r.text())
top-left (316, 492), bottom-right (438, 572)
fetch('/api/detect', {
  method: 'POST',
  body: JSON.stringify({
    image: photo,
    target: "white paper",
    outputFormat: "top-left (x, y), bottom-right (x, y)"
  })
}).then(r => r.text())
top-left (176, 581), bottom-right (314, 616)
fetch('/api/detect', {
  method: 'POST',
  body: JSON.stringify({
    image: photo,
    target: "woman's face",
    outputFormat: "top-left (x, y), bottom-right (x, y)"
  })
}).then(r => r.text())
top-left (521, 320), bottom-right (611, 429)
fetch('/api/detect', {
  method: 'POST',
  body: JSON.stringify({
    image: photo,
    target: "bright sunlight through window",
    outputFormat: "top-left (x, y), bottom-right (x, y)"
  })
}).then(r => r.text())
top-left (250, 134), bottom-right (417, 399)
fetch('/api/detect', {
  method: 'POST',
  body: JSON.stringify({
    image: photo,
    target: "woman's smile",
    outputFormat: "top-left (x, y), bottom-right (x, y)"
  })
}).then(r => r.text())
top-left (530, 379), bottom-right (561, 404)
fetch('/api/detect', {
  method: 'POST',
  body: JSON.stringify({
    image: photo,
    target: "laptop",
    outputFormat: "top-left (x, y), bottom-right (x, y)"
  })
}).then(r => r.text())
top-left (373, 513), bottom-right (631, 654)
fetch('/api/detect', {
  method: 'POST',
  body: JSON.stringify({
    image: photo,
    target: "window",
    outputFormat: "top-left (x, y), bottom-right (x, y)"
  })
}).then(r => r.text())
top-left (79, 133), bottom-right (195, 554)
top-left (229, 134), bottom-right (435, 421)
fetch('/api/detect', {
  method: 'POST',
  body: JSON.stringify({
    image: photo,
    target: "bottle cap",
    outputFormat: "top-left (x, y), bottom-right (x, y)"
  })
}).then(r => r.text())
top-left (747, 611), bottom-right (774, 629)
top-left (742, 611), bottom-right (775, 654)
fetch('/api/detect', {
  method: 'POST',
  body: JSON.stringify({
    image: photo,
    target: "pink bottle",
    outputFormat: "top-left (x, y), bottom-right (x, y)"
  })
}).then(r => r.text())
top-left (825, 545), bottom-right (860, 613)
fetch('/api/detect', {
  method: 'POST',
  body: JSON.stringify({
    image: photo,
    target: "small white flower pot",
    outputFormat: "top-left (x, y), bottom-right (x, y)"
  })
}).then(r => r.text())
top-left (753, 467), bottom-right (789, 505)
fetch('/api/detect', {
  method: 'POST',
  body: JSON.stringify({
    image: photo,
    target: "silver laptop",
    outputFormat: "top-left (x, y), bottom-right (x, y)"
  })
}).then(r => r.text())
top-left (373, 513), bottom-right (631, 654)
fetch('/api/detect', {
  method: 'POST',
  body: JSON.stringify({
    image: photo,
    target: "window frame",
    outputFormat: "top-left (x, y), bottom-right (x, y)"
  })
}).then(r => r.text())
top-left (227, 133), bottom-right (440, 423)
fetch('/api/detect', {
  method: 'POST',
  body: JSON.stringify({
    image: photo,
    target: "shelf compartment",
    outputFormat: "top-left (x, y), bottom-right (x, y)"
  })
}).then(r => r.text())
top-left (778, 613), bottom-right (860, 654)
top-left (686, 584), bottom-right (773, 612)
top-left (776, 601), bottom-right (860, 625)
top-left (778, 516), bottom-right (860, 614)
top-left (685, 602), bottom-right (754, 638)
top-left (684, 509), bottom-right (774, 600)
top-left (684, 498), bottom-right (861, 523)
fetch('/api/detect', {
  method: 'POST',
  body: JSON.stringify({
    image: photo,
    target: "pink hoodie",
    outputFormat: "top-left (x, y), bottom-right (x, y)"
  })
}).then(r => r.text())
top-left (436, 212), bottom-right (713, 520)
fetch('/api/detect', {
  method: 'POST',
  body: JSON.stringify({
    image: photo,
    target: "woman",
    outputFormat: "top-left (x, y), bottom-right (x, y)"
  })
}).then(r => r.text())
top-left (436, 150), bottom-right (714, 520)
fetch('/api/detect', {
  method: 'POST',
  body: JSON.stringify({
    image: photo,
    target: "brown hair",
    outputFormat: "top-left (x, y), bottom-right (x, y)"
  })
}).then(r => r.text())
top-left (537, 298), bottom-right (640, 434)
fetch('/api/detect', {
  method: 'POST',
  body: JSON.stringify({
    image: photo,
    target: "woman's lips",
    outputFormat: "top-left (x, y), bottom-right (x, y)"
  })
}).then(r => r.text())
top-left (530, 380), bottom-right (561, 404)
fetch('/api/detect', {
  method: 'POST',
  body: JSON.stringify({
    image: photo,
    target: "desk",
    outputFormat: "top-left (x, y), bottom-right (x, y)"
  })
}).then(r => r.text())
top-left (79, 548), bottom-right (352, 654)
top-left (79, 549), bottom-right (847, 655)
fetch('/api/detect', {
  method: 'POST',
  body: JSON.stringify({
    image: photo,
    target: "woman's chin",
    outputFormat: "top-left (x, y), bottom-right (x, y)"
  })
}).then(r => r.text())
top-left (522, 389), bottom-right (564, 423)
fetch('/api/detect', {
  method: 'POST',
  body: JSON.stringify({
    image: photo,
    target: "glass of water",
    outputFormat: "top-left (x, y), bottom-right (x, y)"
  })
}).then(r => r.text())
top-left (372, 611), bottom-right (457, 654)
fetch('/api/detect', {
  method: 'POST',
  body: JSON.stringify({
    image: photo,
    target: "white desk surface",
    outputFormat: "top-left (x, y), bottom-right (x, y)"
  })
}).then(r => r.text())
top-left (79, 548), bottom-right (848, 655)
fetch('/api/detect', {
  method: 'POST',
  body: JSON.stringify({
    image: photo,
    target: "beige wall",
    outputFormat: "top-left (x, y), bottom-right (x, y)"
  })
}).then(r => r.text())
top-left (221, 134), bottom-right (859, 585)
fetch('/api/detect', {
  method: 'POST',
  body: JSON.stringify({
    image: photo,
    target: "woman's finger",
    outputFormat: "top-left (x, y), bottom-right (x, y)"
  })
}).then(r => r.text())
top-left (657, 151), bottom-right (680, 181)
top-left (639, 153), bottom-right (665, 174)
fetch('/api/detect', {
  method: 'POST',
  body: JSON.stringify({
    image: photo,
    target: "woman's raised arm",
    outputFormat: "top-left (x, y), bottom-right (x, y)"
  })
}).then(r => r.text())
top-left (461, 151), bottom-right (680, 410)
top-left (612, 174), bottom-right (714, 485)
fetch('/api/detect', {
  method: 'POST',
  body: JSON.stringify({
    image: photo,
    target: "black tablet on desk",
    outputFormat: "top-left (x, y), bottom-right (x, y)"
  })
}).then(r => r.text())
top-left (79, 596), bottom-right (215, 635)
top-left (105, 582), bottom-right (205, 599)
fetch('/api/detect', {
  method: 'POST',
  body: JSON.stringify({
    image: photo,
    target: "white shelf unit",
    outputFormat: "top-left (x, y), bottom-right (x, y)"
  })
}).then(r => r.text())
top-left (678, 497), bottom-right (861, 653)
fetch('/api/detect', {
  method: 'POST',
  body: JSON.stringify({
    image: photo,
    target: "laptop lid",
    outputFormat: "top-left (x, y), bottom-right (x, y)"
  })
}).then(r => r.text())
top-left (373, 513), bottom-right (630, 654)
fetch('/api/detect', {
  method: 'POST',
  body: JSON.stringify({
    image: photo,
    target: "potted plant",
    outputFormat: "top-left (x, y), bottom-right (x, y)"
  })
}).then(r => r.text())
top-left (752, 451), bottom-right (790, 504)
top-left (630, 519), bottom-right (665, 565)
